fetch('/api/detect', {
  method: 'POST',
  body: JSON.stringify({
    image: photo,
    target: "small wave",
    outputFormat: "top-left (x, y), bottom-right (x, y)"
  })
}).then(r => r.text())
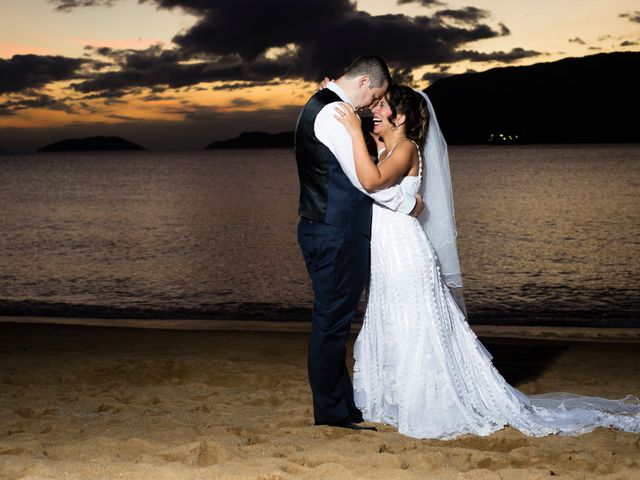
top-left (0, 299), bottom-right (310, 322)
top-left (0, 299), bottom-right (638, 328)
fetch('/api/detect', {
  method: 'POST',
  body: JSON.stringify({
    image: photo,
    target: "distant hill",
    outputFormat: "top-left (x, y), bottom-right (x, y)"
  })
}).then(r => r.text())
top-left (206, 131), bottom-right (294, 149)
top-left (38, 136), bottom-right (145, 152)
top-left (425, 51), bottom-right (640, 144)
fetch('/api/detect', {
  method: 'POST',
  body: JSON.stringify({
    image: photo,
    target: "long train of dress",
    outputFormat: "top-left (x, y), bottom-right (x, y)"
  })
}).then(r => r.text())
top-left (353, 173), bottom-right (640, 440)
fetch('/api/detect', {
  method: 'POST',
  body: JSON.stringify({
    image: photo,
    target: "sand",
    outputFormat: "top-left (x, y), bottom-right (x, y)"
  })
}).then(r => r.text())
top-left (1, 319), bottom-right (639, 479)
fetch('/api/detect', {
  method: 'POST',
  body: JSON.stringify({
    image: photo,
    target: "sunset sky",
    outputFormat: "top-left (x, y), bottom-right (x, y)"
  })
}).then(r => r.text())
top-left (0, 0), bottom-right (638, 151)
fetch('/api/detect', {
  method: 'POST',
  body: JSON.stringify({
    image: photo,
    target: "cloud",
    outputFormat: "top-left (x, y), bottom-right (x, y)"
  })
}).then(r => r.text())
top-left (141, 93), bottom-right (176, 101)
top-left (0, 54), bottom-right (88, 94)
top-left (69, 45), bottom-right (255, 95)
top-left (453, 47), bottom-right (542, 63)
top-left (0, 92), bottom-right (79, 115)
top-left (498, 23), bottom-right (511, 36)
top-left (390, 66), bottom-right (417, 86)
top-left (210, 80), bottom-right (280, 91)
top-left (107, 113), bottom-right (142, 120)
top-left (568, 37), bottom-right (586, 45)
top-left (53, 0), bottom-right (519, 96)
top-left (49, 0), bottom-right (117, 12)
top-left (397, 0), bottom-right (444, 5)
top-left (229, 97), bottom-right (257, 107)
top-left (620, 40), bottom-right (638, 46)
top-left (434, 7), bottom-right (490, 23)
top-left (421, 64), bottom-right (451, 83)
top-left (619, 11), bottom-right (640, 23)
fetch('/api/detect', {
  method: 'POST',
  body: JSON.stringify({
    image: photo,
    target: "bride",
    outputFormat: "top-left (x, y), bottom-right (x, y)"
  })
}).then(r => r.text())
top-left (333, 85), bottom-right (640, 440)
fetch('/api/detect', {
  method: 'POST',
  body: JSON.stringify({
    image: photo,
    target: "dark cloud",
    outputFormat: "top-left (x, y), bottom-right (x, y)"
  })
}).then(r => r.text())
top-left (421, 65), bottom-right (451, 83)
top-left (49, 0), bottom-right (117, 11)
top-left (142, 93), bottom-right (176, 101)
top-left (210, 80), bottom-right (280, 91)
top-left (80, 88), bottom-right (132, 99)
top-left (569, 37), bottom-right (586, 45)
top-left (229, 97), bottom-right (256, 107)
top-left (390, 67), bottom-right (417, 86)
top-left (620, 40), bottom-right (638, 46)
top-left (619, 11), bottom-right (640, 23)
top-left (397, 0), bottom-right (445, 6)
top-left (165, 0), bottom-right (355, 61)
top-left (59, 0), bottom-right (518, 96)
top-left (0, 54), bottom-right (88, 94)
top-left (434, 7), bottom-right (490, 23)
top-left (454, 47), bottom-right (542, 63)
top-left (0, 92), bottom-right (79, 115)
top-left (69, 45), bottom-right (248, 94)
top-left (107, 113), bottom-right (142, 120)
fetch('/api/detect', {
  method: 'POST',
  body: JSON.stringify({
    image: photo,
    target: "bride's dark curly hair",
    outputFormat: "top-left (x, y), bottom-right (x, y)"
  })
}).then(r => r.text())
top-left (385, 84), bottom-right (430, 147)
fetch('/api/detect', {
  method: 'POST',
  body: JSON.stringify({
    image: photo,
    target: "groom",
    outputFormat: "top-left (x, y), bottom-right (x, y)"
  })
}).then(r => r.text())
top-left (295, 55), bottom-right (423, 430)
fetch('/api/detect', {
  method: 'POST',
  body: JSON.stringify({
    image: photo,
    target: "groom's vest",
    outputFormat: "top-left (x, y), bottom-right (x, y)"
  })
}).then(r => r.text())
top-left (295, 89), bottom-right (373, 237)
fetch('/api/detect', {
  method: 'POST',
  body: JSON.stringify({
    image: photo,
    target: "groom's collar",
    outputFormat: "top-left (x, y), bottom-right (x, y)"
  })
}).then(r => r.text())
top-left (327, 81), bottom-right (353, 106)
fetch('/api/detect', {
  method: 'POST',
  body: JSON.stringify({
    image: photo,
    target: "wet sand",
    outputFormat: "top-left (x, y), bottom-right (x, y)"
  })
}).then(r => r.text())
top-left (1, 319), bottom-right (639, 479)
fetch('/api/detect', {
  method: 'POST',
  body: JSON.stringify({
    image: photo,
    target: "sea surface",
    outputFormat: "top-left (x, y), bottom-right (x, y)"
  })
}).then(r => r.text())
top-left (1, 145), bottom-right (639, 326)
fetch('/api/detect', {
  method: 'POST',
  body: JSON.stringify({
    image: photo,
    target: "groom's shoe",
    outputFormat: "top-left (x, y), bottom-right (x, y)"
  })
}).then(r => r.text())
top-left (320, 418), bottom-right (377, 431)
top-left (336, 421), bottom-right (378, 431)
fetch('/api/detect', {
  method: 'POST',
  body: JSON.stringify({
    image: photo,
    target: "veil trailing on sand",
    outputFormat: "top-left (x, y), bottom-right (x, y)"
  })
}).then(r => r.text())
top-left (414, 89), bottom-right (466, 315)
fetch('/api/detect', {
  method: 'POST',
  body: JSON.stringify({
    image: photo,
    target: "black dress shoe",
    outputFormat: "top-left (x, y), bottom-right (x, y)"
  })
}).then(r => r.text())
top-left (335, 421), bottom-right (378, 431)
top-left (321, 418), bottom-right (377, 431)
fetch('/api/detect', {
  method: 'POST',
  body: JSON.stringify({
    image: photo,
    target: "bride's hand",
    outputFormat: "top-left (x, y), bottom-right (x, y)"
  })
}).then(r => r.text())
top-left (334, 103), bottom-right (361, 136)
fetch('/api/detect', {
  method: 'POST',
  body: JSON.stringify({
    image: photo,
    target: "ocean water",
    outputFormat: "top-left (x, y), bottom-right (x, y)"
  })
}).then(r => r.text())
top-left (0, 145), bottom-right (638, 326)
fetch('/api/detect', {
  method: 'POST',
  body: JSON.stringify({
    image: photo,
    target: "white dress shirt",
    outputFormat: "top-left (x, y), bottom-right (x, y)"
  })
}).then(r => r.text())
top-left (314, 82), bottom-right (417, 215)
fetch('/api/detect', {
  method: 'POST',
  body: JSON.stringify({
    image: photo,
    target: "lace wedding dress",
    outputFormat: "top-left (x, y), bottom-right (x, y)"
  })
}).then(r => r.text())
top-left (352, 143), bottom-right (640, 440)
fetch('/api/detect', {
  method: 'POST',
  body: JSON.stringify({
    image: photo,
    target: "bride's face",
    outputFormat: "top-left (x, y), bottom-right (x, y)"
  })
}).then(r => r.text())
top-left (371, 95), bottom-right (394, 135)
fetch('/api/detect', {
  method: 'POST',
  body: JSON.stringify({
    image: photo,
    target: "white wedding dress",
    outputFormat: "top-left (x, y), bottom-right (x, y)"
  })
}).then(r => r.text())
top-left (353, 143), bottom-right (640, 440)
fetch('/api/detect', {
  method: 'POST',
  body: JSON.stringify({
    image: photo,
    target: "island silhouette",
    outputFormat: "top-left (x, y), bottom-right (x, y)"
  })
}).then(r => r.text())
top-left (206, 131), bottom-right (294, 149)
top-left (38, 136), bottom-right (145, 152)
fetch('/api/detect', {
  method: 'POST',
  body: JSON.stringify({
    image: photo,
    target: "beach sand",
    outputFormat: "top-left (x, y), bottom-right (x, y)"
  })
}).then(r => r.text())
top-left (1, 319), bottom-right (639, 479)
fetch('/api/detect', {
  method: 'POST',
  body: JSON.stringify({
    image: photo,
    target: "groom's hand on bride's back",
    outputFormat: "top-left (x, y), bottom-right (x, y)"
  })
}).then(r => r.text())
top-left (410, 194), bottom-right (424, 217)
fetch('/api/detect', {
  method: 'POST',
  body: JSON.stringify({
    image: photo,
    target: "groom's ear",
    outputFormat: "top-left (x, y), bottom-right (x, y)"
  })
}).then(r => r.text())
top-left (358, 74), bottom-right (371, 89)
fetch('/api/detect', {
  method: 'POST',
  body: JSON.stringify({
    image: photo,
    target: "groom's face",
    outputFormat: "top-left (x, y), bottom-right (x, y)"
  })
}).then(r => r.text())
top-left (358, 80), bottom-right (388, 111)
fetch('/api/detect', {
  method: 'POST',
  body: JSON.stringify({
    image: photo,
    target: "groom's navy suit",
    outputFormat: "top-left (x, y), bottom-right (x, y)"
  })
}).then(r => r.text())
top-left (296, 88), bottom-right (371, 425)
top-left (295, 84), bottom-right (415, 425)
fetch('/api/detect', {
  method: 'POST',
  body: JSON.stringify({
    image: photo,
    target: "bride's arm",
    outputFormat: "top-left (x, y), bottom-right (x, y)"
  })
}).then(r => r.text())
top-left (334, 103), bottom-right (413, 192)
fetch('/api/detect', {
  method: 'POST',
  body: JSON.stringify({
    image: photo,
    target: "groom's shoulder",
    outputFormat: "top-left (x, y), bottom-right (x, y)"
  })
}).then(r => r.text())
top-left (305, 89), bottom-right (341, 110)
top-left (303, 91), bottom-right (342, 123)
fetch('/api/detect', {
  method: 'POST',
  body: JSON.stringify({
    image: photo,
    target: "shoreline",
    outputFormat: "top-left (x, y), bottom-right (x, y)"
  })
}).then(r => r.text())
top-left (1, 315), bottom-right (640, 343)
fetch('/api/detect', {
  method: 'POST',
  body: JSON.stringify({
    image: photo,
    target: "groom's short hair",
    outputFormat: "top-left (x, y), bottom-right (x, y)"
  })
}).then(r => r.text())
top-left (343, 55), bottom-right (391, 89)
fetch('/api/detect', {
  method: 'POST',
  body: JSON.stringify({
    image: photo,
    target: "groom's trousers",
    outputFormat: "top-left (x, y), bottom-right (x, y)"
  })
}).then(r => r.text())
top-left (297, 217), bottom-right (370, 425)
